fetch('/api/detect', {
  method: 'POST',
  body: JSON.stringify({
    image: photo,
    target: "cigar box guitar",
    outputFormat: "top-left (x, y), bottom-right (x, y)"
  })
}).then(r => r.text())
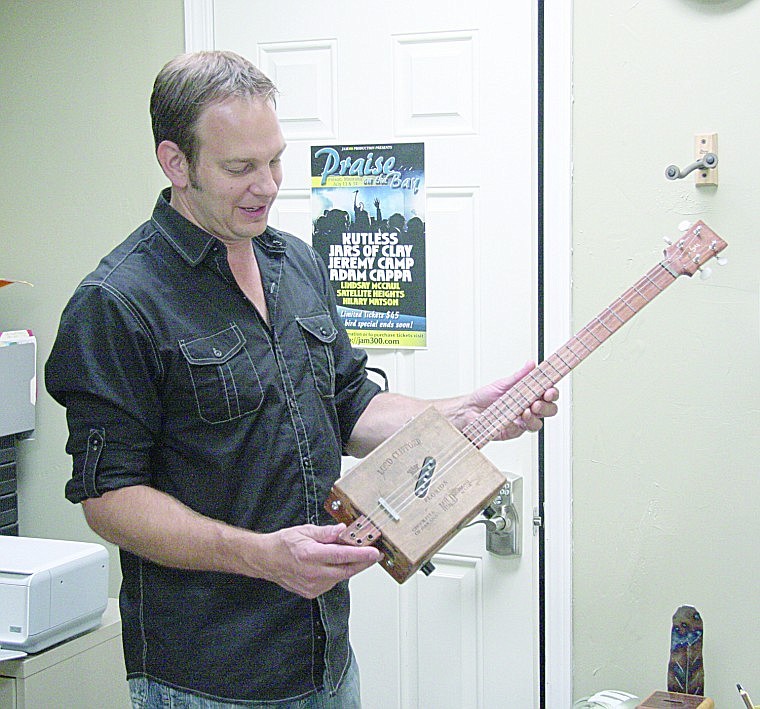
top-left (325, 221), bottom-right (728, 583)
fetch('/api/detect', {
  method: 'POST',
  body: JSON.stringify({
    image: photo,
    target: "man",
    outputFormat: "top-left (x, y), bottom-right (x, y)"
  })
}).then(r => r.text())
top-left (45, 51), bottom-right (558, 708)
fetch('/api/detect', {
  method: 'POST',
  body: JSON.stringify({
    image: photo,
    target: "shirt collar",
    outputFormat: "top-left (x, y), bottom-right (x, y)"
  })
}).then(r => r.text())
top-left (151, 188), bottom-right (287, 266)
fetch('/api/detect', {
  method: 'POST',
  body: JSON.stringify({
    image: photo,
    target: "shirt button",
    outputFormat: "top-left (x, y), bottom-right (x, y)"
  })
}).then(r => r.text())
top-left (213, 348), bottom-right (222, 357)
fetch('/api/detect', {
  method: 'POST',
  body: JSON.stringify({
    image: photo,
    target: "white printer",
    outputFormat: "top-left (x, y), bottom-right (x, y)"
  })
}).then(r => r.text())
top-left (0, 536), bottom-right (109, 657)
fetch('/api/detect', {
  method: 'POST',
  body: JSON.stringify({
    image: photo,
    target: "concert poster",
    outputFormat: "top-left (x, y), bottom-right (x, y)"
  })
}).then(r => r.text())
top-left (310, 142), bottom-right (426, 349)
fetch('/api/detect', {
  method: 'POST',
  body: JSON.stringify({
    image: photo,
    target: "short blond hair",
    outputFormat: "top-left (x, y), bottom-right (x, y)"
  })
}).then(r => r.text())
top-left (150, 50), bottom-right (278, 169)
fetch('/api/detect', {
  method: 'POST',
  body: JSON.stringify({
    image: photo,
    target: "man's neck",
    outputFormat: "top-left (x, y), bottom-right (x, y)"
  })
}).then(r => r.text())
top-left (226, 240), bottom-right (270, 326)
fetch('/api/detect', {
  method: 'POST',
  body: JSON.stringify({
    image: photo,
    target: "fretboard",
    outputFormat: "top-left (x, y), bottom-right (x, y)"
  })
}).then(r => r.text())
top-left (462, 262), bottom-right (678, 448)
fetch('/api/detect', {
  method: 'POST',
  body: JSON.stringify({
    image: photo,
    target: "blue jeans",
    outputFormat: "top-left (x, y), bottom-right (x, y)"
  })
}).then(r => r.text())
top-left (128, 655), bottom-right (361, 708)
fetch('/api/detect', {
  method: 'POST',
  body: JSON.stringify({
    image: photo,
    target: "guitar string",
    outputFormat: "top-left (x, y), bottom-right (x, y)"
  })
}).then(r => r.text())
top-left (343, 229), bottom-right (726, 541)
top-left (356, 271), bottom-right (673, 543)
top-left (346, 265), bottom-right (675, 538)
top-left (349, 265), bottom-right (674, 538)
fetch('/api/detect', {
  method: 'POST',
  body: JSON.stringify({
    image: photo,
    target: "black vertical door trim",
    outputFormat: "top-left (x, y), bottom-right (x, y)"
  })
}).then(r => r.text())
top-left (536, 1), bottom-right (547, 707)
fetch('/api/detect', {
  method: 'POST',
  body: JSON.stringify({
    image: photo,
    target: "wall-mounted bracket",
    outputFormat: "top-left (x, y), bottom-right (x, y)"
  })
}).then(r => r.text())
top-left (665, 133), bottom-right (718, 186)
top-left (694, 133), bottom-right (718, 186)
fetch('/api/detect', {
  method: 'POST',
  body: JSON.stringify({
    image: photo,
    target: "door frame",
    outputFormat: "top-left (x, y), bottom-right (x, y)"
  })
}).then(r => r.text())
top-left (539, 1), bottom-right (574, 706)
top-left (183, 2), bottom-right (574, 705)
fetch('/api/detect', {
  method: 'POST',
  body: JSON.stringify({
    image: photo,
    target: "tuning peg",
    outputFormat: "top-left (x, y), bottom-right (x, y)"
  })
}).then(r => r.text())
top-left (699, 266), bottom-right (713, 280)
top-left (678, 220), bottom-right (692, 232)
top-left (716, 256), bottom-right (728, 266)
top-left (663, 237), bottom-right (673, 245)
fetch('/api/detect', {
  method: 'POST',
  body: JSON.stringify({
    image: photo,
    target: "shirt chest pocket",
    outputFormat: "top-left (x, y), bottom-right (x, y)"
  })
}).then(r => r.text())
top-left (179, 324), bottom-right (264, 424)
top-left (296, 314), bottom-right (337, 398)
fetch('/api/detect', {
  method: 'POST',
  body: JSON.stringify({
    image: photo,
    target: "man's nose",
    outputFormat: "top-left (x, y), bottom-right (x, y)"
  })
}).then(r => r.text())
top-left (249, 167), bottom-right (279, 197)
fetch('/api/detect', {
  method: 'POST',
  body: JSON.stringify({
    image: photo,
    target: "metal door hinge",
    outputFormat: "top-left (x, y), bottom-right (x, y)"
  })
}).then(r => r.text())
top-left (532, 507), bottom-right (543, 534)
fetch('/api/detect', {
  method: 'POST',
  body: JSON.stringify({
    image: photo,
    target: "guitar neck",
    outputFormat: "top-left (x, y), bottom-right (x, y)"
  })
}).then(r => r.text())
top-left (463, 261), bottom-right (678, 448)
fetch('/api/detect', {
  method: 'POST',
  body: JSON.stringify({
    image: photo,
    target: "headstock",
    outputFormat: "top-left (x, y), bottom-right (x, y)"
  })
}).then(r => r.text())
top-left (662, 220), bottom-right (728, 278)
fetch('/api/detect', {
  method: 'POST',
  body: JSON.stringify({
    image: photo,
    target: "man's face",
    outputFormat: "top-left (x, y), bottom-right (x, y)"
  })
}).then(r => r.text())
top-left (173, 96), bottom-right (286, 243)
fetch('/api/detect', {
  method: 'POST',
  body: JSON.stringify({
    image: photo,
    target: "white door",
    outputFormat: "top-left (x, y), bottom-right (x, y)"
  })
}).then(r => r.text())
top-left (190, 2), bottom-right (540, 706)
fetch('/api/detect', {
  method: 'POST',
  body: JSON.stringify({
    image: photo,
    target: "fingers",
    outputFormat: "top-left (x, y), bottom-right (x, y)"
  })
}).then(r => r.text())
top-left (306, 521), bottom-right (347, 544)
top-left (542, 386), bottom-right (560, 403)
top-left (511, 365), bottom-right (559, 432)
top-left (495, 360), bottom-right (537, 394)
top-left (530, 392), bottom-right (559, 419)
top-left (519, 408), bottom-right (546, 433)
top-left (498, 394), bottom-right (558, 439)
top-left (302, 532), bottom-right (382, 569)
top-left (519, 393), bottom-right (559, 432)
top-left (473, 365), bottom-right (560, 441)
top-left (296, 523), bottom-right (382, 563)
top-left (263, 524), bottom-right (382, 599)
top-left (492, 363), bottom-right (558, 403)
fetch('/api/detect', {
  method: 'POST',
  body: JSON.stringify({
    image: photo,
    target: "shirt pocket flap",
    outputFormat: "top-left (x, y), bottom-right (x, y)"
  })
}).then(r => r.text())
top-left (297, 314), bottom-right (338, 344)
top-left (180, 325), bottom-right (246, 365)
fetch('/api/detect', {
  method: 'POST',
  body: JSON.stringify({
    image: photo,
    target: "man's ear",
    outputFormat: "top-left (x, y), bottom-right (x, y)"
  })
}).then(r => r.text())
top-left (156, 140), bottom-right (191, 188)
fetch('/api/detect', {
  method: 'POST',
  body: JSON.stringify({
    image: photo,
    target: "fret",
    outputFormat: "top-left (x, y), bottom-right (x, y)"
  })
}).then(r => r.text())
top-left (327, 221), bottom-right (728, 584)
top-left (467, 221), bottom-right (727, 445)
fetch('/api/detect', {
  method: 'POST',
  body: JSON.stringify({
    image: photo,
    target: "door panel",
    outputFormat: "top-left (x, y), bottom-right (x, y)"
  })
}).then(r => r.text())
top-left (417, 189), bottom-right (478, 395)
top-left (206, 2), bottom-right (539, 706)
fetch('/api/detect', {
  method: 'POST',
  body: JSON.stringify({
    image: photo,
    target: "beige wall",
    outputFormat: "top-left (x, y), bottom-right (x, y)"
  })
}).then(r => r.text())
top-left (572, 0), bottom-right (759, 704)
top-left (2, 1), bottom-right (757, 706)
top-left (0, 1), bottom-right (184, 590)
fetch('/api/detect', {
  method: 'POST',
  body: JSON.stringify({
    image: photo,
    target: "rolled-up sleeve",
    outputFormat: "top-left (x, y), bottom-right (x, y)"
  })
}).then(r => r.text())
top-left (45, 283), bottom-right (161, 503)
top-left (59, 394), bottom-right (155, 502)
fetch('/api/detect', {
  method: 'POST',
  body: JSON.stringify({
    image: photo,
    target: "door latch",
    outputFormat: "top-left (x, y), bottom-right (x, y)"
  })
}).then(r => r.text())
top-left (471, 474), bottom-right (522, 557)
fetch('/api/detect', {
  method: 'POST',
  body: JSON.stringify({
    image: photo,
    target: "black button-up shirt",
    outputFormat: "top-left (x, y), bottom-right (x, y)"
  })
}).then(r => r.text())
top-left (45, 190), bottom-right (380, 702)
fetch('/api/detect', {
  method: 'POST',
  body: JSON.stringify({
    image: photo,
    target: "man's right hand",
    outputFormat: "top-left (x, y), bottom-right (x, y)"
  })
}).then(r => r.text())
top-left (82, 486), bottom-right (382, 600)
top-left (247, 523), bottom-right (382, 599)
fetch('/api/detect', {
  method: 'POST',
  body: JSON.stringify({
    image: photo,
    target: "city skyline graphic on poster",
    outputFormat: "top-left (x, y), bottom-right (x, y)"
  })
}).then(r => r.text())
top-left (311, 142), bottom-right (426, 349)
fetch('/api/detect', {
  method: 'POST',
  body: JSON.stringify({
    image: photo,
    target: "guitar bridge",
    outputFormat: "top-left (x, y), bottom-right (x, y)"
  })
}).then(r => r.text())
top-left (378, 497), bottom-right (401, 521)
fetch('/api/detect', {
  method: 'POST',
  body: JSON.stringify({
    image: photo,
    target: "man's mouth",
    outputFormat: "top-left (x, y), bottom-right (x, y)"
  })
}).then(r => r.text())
top-left (240, 205), bottom-right (266, 217)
